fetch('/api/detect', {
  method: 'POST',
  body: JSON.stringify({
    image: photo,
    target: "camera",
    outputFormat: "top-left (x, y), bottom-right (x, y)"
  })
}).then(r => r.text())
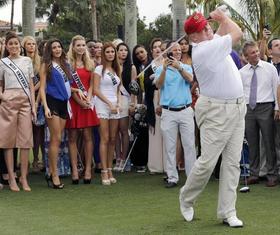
top-left (167, 51), bottom-right (173, 59)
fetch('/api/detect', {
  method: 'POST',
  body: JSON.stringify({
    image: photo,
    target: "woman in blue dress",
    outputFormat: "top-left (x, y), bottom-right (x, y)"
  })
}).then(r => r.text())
top-left (40, 39), bottom-right (85, 189)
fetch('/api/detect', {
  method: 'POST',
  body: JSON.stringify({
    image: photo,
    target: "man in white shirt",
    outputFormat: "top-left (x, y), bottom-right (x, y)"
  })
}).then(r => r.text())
top-left (179, 9), bottom-right (245, 228)
top-left (239, 41), bottom-right (280, 187)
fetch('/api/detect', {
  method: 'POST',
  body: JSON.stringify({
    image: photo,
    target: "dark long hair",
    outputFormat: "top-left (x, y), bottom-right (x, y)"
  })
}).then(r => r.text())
top-left (101, 42), bottom-right (121, 78)
top-left (132, 44), bottom-right (148, 74)
top-left (42, 39), bottom-right (71, 80)
top-left (116, 42), bottom-right (132, 92)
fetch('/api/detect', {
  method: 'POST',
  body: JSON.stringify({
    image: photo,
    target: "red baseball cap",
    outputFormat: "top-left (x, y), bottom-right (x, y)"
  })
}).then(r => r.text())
top-left (184, 12), bottom-right (207, 35)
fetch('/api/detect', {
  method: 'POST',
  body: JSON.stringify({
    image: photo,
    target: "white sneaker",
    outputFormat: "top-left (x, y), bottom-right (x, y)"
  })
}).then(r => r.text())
top-left (180, 204), bottom-right (194, 222)
top-left (223, 216), bottom-right (243, 228)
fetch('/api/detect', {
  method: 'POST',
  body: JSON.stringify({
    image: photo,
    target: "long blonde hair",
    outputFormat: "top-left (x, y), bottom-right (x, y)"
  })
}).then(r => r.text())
top-left (67, 35), bottom-right (93, 71)
top-left (21, 36), bottom-right (40, 75)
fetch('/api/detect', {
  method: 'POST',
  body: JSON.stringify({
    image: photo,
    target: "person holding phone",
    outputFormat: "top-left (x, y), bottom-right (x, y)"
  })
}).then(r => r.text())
top-left (155, 41), bottom-right (196, 188)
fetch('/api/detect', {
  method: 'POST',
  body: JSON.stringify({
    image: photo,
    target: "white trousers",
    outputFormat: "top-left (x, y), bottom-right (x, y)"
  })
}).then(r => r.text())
top-left (179, 96), bottom-right (246, 219)
top-left (160, 107), bottom-right (196, 183)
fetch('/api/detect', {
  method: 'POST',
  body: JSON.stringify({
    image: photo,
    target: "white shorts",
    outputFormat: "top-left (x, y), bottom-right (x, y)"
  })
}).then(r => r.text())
top-left (119, 95), bottom-right (130, 118)
top-left (95, 100), bottom-right (120, 120)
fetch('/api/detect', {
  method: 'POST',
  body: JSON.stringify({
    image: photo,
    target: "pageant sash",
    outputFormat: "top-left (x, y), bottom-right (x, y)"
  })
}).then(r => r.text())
top-left (72, 70), bottom-right (86, 93)
top-left (71, 69), bottom-right (95, 110)
top-left (151, 61), bottom-right (158, 73)
top-left (52, 62), bottom-right (71, 98)
top-left (1, 57), bottom-right (32, 105)
top-left (120, 85), bottom-right (130, 97)
top-left (107, 71), bottom-right (118, 86)
top-left (52, 62), bottom-right (72, 118)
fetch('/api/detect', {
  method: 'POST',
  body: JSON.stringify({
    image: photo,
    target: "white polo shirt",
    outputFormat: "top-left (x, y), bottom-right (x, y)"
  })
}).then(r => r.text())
top-left (239, 60), bottom-right (280, 110)
top-left (192, 34), bottom-right (244, 99)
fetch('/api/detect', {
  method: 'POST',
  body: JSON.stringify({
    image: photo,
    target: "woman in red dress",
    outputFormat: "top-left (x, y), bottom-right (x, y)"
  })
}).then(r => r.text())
top-left (66, 35), bottom-right (99, 184)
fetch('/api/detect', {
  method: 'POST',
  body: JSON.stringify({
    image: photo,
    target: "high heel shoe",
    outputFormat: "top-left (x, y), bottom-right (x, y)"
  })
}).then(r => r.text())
top-left (72, 179), bottom-right (79, 185)
top-left (46, 175), bottom-right (64, 189)
top-left (9, 181), bottom-right (20, 192)
top-left (19, 177), bottom-right (31, 192)
top-left (108, 168), bottom-right (117, 184)
top-left (83, 178), bottom-right (91, 184)
top-left (101, 170), bottom-right (111, 186)
top-left (52, 182), bottom-right (64, 189)
top-left (50, 175), bottom-right (64, 189)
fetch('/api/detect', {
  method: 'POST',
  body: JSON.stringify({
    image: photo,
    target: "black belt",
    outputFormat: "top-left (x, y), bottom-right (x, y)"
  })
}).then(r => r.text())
top-left (247, 102), bottom-right (274, 106)
top-left (162, 104), bottom-right (191, 111)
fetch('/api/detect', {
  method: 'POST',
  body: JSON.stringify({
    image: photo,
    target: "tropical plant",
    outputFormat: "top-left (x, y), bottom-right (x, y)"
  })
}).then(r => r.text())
top-left (22, 0), bottom-right (36, 36)
top-left (0, 0), bottom-right (15, 30)
top-left (227, 0), bottom-right (280, 40)
top-left (125, 0), bottom-right (137, 51)
top-left (138, 14), bottom-right (172, 49)
top-left (35, 0), bottom-right (125, 44)
top-left (185, 0), bottom-right (280, 41)
top-left (172, 0), bottom-right (187, 39)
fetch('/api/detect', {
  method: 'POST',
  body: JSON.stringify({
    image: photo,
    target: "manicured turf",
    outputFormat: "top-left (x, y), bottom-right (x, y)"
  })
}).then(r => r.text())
top-left (0, 171), bottom-right (280, 235)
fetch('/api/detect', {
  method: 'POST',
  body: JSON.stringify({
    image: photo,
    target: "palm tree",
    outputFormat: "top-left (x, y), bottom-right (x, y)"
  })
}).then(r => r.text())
top-left (96, 0), bottom-right (125, 39)
top-left (172, 0), bottom-right (186, 39)
top-left (125, 0), bottom-right (137, 51)
top-left (228, 0), bottom-right (280, 40)
top-left (189, 0), bottom-right (280, 41)
top-left (22, 0), bottom-right (36, 36)
top-left (90, 0), bottom-right (98, 40)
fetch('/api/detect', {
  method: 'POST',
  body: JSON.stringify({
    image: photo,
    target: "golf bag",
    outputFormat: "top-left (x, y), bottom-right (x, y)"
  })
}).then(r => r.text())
top-left (121, 104), bottom-right (148, 171)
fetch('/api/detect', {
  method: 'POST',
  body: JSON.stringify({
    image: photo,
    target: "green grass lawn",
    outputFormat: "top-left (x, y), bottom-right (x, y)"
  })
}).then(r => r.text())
top-left (0, 171), bottom-right (280, 235)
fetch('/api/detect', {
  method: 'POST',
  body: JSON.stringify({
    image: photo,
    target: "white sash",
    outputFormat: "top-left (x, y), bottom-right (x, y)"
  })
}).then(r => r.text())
top-left (1, 57), bottom-right (32, 105)
top-left (71, 69), bottom-right (95, 110)
top-left (52, 62), bottom-right (72, 118)
top-left (151, 61), bottom-right (159, 85)
top-left (151, 61), bottom-right (158, 73)
top-left (120, 85), bottom-right (130, 97)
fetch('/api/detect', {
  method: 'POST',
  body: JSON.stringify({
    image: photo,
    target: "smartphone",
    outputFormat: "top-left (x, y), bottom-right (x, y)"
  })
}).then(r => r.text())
top-left (167, 51), bottom-right (173, 59)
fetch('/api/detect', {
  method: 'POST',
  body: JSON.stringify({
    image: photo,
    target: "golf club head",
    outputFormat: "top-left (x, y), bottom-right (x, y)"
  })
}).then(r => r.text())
top-left (239, 186), bottom-right (250, 193)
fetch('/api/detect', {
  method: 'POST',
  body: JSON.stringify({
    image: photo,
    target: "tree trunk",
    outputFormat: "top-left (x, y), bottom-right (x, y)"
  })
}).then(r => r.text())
top-left (10, 0), bottom-right (15, 30)
top-left (172, 0), bottom-right (186, 40)
top-left (90, 0), bottom-right (98, 40)
top-left (125, 0), bottom-right (137, 52)
top-left (22, 0), bottom-right (36, 36)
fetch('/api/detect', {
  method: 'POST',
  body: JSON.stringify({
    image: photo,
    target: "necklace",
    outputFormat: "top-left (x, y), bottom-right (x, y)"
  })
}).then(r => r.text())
top-left (76, 61), bottom-right (84, 68)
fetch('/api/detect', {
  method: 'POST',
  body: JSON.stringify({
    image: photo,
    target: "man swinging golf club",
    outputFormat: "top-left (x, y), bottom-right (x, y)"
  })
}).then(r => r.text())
top-left (179, 7), bottom-right (246, 228)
